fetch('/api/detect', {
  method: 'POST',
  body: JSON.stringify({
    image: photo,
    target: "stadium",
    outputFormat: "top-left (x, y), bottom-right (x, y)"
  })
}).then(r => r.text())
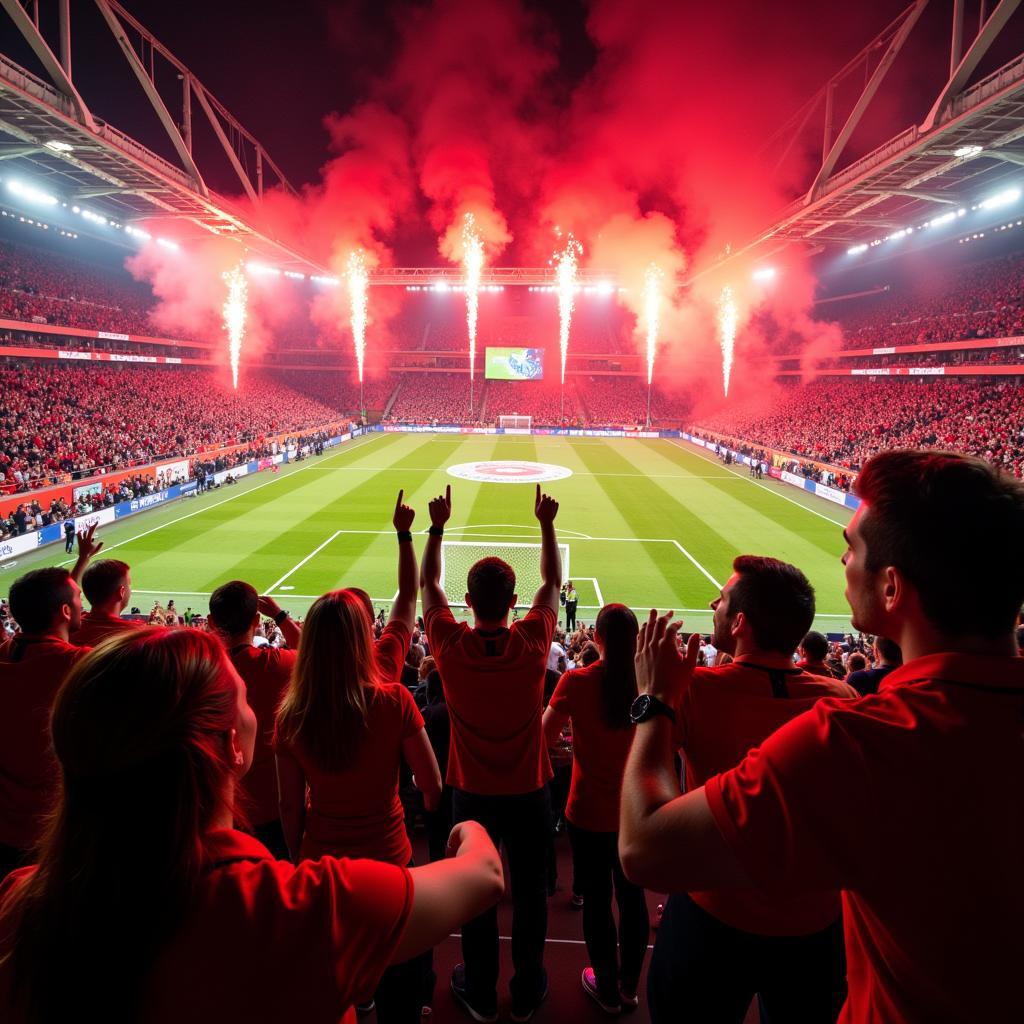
top-left (1, 2), bottom-right (1023, 1023)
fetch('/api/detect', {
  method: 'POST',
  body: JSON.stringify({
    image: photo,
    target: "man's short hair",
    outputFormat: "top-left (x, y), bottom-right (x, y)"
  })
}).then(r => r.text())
top-left (728, 555), bottom-right (815, 655)
top-left (875, 635), bottom-right (902, 664)
top-left (209, 580), bottom-right (259, 636)
top-left (81, 559), bottom-right (130, 607)
top-left (9, 567), bottom-right (75, 634)
top-left (467, 557), bottom-right (516, 621)
top-left (801, 630), bottom-right (830, 661)
top-left (856, 450), bottom-right (1024, 637)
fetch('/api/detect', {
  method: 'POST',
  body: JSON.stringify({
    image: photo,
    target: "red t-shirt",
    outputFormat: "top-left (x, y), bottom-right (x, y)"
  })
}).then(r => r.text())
top-left (228, 644), bottom-right (296, 827)
top-left (548, 662), bottom-right (634, 832)
top-left (0, 829), bottom-right (412, 1023)
top-left (70, 612), bottom-right (147, 648)
top-left (275, 683), bottom-right (424, 866)
top-left (0, 636), bottom-right (91, 850)
top-left (676, 658), bottom-right (856, 935)
top-left (426, 604), bottom-right (555, 795)
top-left (705, 653), bottom-right (1024, 1022)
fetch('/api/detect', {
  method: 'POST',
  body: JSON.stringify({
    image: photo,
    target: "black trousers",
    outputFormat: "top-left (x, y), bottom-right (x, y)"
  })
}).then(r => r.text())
top-left (451, 787), bottom-right (550, 1010)
top-left (647, 892), bottom-right (846, 1024)
top-left (565, 602), bottom-right (577, 631)
top-left (566, 822), bottom-right (649, 1002)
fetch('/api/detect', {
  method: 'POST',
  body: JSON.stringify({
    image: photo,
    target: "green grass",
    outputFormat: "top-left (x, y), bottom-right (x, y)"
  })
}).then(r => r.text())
top-left (3, 433), bottom-right (855, 634)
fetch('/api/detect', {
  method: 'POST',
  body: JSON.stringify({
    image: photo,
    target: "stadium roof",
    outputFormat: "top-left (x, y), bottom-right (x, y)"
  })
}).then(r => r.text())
top-left (690, 0), bottom-right (1024, 279)
top-left (0, 1), bottom-right (324, 274)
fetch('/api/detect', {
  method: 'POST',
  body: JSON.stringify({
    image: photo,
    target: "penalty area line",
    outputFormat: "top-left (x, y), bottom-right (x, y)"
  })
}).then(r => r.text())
top-left (263, 531), bottom-right (343, 595)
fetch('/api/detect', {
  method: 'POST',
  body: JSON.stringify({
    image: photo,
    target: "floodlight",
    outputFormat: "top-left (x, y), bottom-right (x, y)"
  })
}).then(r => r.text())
top-left (7, 180), bottom-right (57, 206)
top-left (979, 188), bottom-right (1021, 211)
top-left (953, 145), bottom-right (982, 158)
top-left (752, 267), bottom-right (776, 281)
top-left (44, 140), bottom-right (74, 153)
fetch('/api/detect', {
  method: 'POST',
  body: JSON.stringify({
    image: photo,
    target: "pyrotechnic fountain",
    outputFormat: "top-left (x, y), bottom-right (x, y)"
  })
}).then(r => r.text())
top-left (718, 285), bottom-right (738, 397)
top-left (644, 263), bottom-right (663, 427)
top-left (461, 213), bottom-right (484, 417)
top-left (346, 250), bottom-right (369, 415)
top-left (222, 263), bottom-right (247, 391)
top-left (554, 233), bottom-right (582, 419)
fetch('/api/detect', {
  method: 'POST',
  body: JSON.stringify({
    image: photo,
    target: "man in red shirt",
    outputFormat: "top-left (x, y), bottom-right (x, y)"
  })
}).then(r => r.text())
top-left (649, 556), bottom-right (856, 1022)
top-left (422, 484), bottom-right (561, 1023)
top-left (620, 450), bottom-right (1024, 1023)
top-left (209, 580), bottom-right (301, 860)
top-left (72, 558), bottom-right (147, 646)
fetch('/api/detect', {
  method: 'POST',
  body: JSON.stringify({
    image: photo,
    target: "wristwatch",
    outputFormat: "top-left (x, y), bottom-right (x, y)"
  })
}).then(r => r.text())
top-left (630, 693), bottom-right (676, 725)
top-left (273, 609), bottom-right (290, 626)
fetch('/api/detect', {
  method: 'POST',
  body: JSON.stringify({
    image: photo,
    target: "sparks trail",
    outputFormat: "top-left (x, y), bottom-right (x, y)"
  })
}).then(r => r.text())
top-left (346, 250), bottom-right (369, 412)
top-left (718, 285), bottom-right (738, 397)
top-left (461, 213), bottom-right (484, 414)
top-left (222, 264), bottom-right (247, 391)
top-left (553, 232), bottom-right (582, 419)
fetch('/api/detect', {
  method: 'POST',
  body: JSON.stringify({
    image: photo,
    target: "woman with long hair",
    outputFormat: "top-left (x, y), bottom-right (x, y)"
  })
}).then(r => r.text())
top-left (275, 493), bottom-right (443, 1023)
top-left (542, 603), bottom-right (650, 1015)
top-left (0, 628), bottom-right (502, 1024)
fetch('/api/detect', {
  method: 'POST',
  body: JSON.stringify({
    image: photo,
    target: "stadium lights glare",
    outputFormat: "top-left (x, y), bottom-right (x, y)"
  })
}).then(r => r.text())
top-left (283, 270), bottom-right (306, 280)
top-left (926, 211), bottom-right (956, 228)
top-left (245, 261), bottom-right (279, 275)
top-left (81, 209), bottom-right (108, 226)
top-left (44, 140), bottom-right (74, 153)
top-left (311, 274), bottom-right (339, 286)
top-left (7, 180), bottom-right (58, 206)
top-left (124, 225), bottom-right (151, 240)
top-left (954, 144), bottom-right (983, 158)
top-left (978, 187), bottom-right (1021, 211)
top-left (847, 243), bottom-right (868, 256)
top-left (752, 267), bottom-right (776, 281)
top-left (156, 237), bottom-right (179, 251)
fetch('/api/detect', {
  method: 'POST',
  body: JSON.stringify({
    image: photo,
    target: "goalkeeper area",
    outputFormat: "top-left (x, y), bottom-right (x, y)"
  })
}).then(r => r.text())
top-left (4, 432), bottom-right (856, 634)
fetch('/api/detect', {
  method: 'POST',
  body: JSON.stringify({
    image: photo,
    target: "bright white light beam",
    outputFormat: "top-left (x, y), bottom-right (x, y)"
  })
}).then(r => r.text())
top-left (718, 285), bottom-right (738, 397)
top-left (222, 263), bottom-right (248, 391)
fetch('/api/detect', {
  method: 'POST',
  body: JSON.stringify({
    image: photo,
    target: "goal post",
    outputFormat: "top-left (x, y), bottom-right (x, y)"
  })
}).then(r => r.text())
top-left (440, 540), bottom-right (570, 607)
top-left (499, 415), bottom-right (532, 430)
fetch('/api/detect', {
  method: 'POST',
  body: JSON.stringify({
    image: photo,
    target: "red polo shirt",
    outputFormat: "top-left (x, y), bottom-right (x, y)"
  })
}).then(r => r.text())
top-left (0, 829), bottom-right (412, 1022)
top-left (71, 611), bottom-right (147, 648)
top-left (228, 644), bottom-right (296, 827)
top-left (0, 636), bottom-right (90, 850)
top-left (677, 657), bottom-right (856, 935)
top-left (705, 653), bottom-right (1024, 1022)
top-left (426, 604), bottom-right (555, 795)
top-left (548, 662), bottom-right (634, 832)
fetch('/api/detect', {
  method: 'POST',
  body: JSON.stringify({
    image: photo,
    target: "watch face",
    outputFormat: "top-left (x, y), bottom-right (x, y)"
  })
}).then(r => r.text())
top-left (630, 693), bottom-right (653, 724)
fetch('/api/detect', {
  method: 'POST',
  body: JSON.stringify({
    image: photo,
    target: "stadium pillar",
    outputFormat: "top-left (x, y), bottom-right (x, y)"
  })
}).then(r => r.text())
top-left (58, 0), bottom-right (71, 78)
top-left (950, 0), bottom-right (964, 76)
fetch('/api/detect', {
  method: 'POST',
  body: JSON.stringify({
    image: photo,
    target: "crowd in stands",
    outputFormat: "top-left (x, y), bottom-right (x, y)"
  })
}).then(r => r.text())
top-left (0, 362), bottom-right (346, 490)
top-left (278, 370), bottom-right (397, 413)
top-left (387, 373), bottom-right (477, 423)
top-left (0, 450), bottom-right (1019, 1023)
top-left (485, 381), bottom-right (580, 425)
top-left (695, 377), bottom-right (1024, 477)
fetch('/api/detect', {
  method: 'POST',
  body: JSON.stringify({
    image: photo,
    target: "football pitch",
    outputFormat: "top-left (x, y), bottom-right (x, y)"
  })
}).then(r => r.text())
top-left (5, 433), bottom-right (856, 634)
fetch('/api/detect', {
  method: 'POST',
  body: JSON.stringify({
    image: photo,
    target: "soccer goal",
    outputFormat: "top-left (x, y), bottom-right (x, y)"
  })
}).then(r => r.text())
top-left (441, 540), bottom-right (570, 607)
top-left (499, 415), bottom-right (532, 430)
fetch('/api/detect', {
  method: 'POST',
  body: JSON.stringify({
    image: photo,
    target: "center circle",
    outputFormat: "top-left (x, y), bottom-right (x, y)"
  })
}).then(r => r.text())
top-left (446, 460), bottom-right (574, 484)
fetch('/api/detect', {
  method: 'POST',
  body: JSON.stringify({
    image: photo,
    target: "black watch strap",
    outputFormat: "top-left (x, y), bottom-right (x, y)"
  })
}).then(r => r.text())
top-left (428, 525), bottom-right (444, 537)
top-left (273, 609), bottom-right (290, 626)
top-left (630, 693), bottom-right (676, 725)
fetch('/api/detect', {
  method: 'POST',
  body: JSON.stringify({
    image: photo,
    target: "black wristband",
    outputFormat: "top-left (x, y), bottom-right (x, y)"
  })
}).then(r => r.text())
top-left (428, 525), bottom-right (444, 537)
top-left (397, 530), bottom-right (413, 543)
top-left (273, 609), bottom-right (290, 626)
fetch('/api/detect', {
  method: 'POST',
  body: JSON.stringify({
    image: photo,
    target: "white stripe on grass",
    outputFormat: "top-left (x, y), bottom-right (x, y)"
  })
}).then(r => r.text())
top-left (262, 531), bottom-right (343, 595)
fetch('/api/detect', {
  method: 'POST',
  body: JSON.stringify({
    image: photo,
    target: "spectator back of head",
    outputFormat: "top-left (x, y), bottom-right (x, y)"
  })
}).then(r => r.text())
top-left (467, 557), bottom-right (517, 622)
top-left (81, 559), bottom-right (131, 608)
top-left (209, 580), bottom-right (258, 637)
top-left (9, 568), bottom-right (75, 634)
top-left (801, 630), bottom-right (830, 662)
top-left (856, 450), bottom-right (1024, 637)
top-left (728, 555), bottom-right (816, 656)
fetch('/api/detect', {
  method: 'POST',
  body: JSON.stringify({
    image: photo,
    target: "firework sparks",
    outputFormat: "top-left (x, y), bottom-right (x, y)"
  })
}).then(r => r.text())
top-left (222, 263), bottom-right (247, 390)
top-left (718, 285), bottom-right (738, 396)
top-left (461, 213), bottom-right (484, 391)
top-left (346, 250), bottom-right (369, 385)
top-left (644, 263), bottom-right (663, 387)
top-left (554, 233), bottom-right (583, 387)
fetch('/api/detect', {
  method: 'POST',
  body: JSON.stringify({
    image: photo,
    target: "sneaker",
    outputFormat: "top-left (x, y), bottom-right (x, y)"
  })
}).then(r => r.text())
top-left (570, 892), bottom-right (584, 910)
top-left (581, 968), bottom-right (620, 1016)
top-left (450, 964), bottom-right (497, 1024)
top-left (619, 987), bottom-right (639, 1013)
top-left (509, 970), bottom-right (549, 1022)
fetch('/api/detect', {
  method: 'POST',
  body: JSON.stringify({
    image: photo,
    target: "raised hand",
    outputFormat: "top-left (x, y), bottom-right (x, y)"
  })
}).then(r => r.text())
top-left (393, 489), bottom-right (416, 532)
top-left (534, 484), bottom-right (559, 524)
top-left (428, 484), bottom-right (452, 528)
top-left (256, 594), bottom-right (283, 619)
top-left (635, 609), bottom-right (698, 703)
top-left (75, 521), bottom-right (104, 562)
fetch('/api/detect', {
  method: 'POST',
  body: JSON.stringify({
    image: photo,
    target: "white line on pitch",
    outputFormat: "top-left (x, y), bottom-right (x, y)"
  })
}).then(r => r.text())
top-left (670, 539), bottom-right (723, 590)
top-left (263, 531), bottom-right (342, 595)
top-left (576, 575), bottom-right (605, 606)
top-left (667, 438), bottom-right (850, 527)
top-left (53, 433), bottom-right (384, 568)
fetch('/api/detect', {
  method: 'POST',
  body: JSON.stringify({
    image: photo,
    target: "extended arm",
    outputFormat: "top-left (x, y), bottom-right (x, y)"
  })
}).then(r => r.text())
top-left (392, 821), bottom-right (504, 963)
top-left (419, 485), bottom-right (451, 618)
top-left (390, 490), bottom-right (418, 631)
top-left (257, 595), bottom-right (302, 649)
top-left (402, 727), bottom-right (442, 813)
top-left (618, 611), bottom-right (749, 892)
top-left (69, 521), bottom-right (103, 584)
top-left (532, 484), bottom-right (562, 614)
top-left (541, 704), bottom-right (569, 747)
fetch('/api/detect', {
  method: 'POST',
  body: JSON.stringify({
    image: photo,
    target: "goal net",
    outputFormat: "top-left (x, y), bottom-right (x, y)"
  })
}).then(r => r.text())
top-left (441, 540), bottom-right (570, 607)
top-left (499, 415), bottom-right (532, 430)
